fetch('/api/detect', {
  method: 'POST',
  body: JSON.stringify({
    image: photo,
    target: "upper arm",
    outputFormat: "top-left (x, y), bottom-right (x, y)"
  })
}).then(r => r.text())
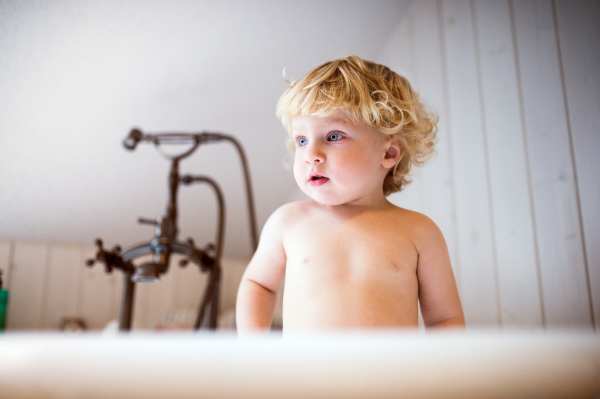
top-left (414, 216), bottom-right (465, 327)
top-left (240, 204), bottom-right (290, 294)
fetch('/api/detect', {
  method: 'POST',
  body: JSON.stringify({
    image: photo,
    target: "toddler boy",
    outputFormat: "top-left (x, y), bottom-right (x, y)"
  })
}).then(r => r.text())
top-left (236, 56), bottom-right (465, 334)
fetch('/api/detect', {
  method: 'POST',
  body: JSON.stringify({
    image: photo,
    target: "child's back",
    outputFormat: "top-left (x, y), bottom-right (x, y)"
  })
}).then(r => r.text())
top-left (236, 56), bottom-right (464, 334)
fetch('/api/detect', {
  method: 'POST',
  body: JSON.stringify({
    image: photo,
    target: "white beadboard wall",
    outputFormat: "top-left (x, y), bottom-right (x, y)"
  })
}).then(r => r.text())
top-left (0, 239), bottom-right (249, 331)
top-left (382, 0), bottom-right (598, 330)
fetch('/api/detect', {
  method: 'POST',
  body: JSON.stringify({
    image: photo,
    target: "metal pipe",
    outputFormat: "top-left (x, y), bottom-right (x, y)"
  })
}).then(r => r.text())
top-left (208, 268), bottom-right (221, 329)
top-left (219, 135), bottom-right (259, 252)
top-left (118, 272), bottom-right (135, 331)
top-left (185, 176), bottom-right (225, 330)
top-left (167, 158), bottom-right (179, 225)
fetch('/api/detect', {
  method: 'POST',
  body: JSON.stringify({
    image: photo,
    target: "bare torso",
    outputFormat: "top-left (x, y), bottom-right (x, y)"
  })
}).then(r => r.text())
top-left (281, 201), bottom-right (419, 331)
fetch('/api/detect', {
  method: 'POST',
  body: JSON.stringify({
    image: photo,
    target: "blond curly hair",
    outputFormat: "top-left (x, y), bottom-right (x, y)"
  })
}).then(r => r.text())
top-left (276, 55), bottom-right (438, 195)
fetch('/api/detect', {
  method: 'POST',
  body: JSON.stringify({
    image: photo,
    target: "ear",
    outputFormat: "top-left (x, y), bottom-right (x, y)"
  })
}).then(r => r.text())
top-left (382, 138), bottom-right (402, 169)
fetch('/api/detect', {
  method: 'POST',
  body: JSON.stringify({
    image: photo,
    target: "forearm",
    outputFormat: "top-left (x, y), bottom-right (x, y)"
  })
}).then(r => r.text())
top-left (236, 278), bottom-right (278, 336)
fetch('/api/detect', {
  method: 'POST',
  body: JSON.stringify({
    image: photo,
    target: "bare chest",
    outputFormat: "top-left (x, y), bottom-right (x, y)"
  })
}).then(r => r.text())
top-left (281, 210), bottom-right (420, 329)
top-left (283, 214), bottom-right (418, 279)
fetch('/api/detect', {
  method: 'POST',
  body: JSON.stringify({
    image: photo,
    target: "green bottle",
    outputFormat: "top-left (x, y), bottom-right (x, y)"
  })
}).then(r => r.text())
top-left (0, 270), bottom-right (7, 331)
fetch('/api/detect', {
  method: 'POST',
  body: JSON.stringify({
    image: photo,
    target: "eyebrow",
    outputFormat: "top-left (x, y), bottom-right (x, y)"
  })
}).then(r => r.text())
top-left (291, 129), bottom-right (304, 138)
top-left (292, 117), bottom-right (350, 131)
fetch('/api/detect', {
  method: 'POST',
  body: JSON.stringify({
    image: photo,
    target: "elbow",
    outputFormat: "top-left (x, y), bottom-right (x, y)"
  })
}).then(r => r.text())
top-left (244, 277), bottom-right (278, 295)
top-left (426, 315), bottom-right (466, 330)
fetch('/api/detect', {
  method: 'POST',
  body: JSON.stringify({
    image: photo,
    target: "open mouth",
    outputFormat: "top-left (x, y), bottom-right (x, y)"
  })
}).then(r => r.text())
top-left (309, 174), bottom-right (329, 186)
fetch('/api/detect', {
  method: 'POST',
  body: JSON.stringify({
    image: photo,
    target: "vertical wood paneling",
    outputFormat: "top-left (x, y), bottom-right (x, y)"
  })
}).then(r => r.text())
top-left (555, 0), bottom-right (600, 329)
top-left (440, 0), bottom-right (499, 326)
top-left (384, 13), bottom-right (424, 214)
top-left (132, 283), bottom-right (150, 329)
top-left (474, 0), bottom-right (543, 327)
top-left (143, 261), bottom-right (177, 329)
top-left (220, 258), bottom-right (248, 312)
top-left (404, 17), bottom-right (426, 216)
top-left (410, 0), bottom-right (459, 276)
top-left (6, 242), bottom-right (49, 329)
top-left (80, 246), bottom-right (120, 330)
top-left (169, 254), bottom-right (207, 328)
top-left (512, 0), bottom-right (592, 329)
top-left (42, 245), bottom-right (83, 329)
top-left (378, 11), bottom-right (411, 78)
top-left (0, 238), bottom-right (270, 330)
top-left (177, 266), bottom-right (207, 312)
top-left (108, 272), bottom-right (120, 324)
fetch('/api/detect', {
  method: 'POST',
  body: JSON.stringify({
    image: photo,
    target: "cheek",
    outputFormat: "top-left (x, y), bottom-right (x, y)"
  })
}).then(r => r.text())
top-left (292, 156), bottom-right (304, 184)
top-left (337, 152), bottom-right (377, 180)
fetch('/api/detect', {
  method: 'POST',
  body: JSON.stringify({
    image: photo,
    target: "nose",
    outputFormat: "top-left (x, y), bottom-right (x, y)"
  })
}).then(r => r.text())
top-left (304, 143), bottom-right (325, 164)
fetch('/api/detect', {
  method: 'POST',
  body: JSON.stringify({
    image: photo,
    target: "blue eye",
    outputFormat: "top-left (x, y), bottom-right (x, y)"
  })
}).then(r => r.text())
top-left (328, 132), bottom-right (342, 141)
top-left (298, 137), bottom-right (308, 146)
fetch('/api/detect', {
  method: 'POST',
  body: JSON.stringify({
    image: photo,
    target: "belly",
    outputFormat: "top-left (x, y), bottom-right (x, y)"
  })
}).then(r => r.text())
top-left (282, 257), bottom-right (419, 331)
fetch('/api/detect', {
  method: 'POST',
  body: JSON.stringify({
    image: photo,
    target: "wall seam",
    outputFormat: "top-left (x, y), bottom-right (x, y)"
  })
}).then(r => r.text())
top-left (471, 0), bottom-right (503, 328)
top-left (75, 247), bottom-right (87, 319)
top-left (508, 0), bottom-right (546, 329)
top-left (39, 245), bottom-right (52, 330)
top-left (436, 0), bottom-right (462, 294)
top-left (372, 0), bottom-right (419, 61)
top-left (551, 0), bottom-right (595, 330)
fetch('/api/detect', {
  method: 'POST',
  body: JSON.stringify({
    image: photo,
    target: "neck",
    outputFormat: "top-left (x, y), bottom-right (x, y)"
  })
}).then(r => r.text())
top-left (319, 194), bottom-right (393, 215)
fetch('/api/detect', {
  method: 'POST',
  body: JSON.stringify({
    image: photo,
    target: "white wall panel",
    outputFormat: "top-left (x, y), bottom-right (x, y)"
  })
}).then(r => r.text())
top-left (42, 245), bottom-right (83, 329)
top-left (382, 12), bottom-right (424, 214)
top-left (410, 0), bottom-right (459, 277)
top-left (131, 254), bottom-right (153, 329)
top-left (128, 256), bottom-right (246, 330)
top-left (144, 259), bottom-right (178, 329)
top-left (555, 0), bottom-right (600, 330)
top-left (440, 0), bottom-right (500, 326)
top-left (172, 256), bottom-right (208, 328)
top-left (473, 0), bottom-right (543, 327)
top-left (377, 11), bottom-right (414, 95)
top-left (220, 258), bottom-right (248, 312)
top-left (80, 246), bottom-right (120, 330)
top-left (513, 0), bottom-right (592, 329)
top-left (6, 242), bottom-right (49, 329)
top-left (131, 283), bottom-right (149, 329)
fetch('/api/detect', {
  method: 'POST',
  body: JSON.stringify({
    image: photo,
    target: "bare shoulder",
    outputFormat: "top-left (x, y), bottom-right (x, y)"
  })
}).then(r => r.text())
top-left (255, 201), bottom-right (318, 248)
top-left (241, 202), bottom-right (315, 292)
top-left (386, 205), bottom-right (445, 248)
top-left (267, 200), bottom-right (313, 226)
top-left (272, 200), bottom-right (315, 217)
top-left (386, 204), bottom-right (438, 229)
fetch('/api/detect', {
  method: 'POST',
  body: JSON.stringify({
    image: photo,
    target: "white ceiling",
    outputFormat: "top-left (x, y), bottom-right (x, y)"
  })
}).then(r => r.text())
top-left (0, 0), bottom-right (412, 259)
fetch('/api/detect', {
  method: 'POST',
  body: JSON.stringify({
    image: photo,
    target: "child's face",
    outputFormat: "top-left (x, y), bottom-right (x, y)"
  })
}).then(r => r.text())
top-left (291, 109), bottom-right (392, 207)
